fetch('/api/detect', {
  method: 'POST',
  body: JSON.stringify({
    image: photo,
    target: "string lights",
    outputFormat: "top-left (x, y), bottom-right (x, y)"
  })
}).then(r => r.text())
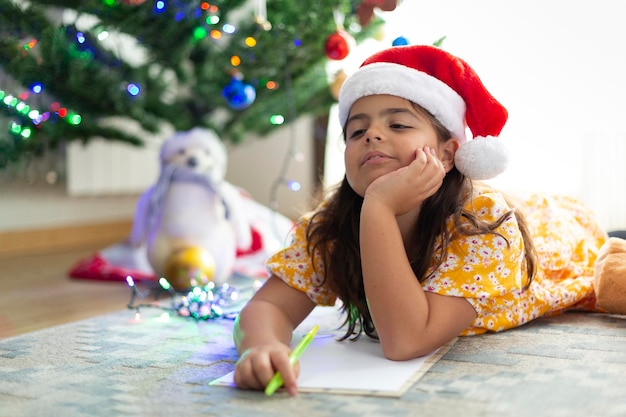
top-left (0, 88), bottom-right (82, 138)
top-left (268, 61), bottom-right (303, 213)
top-left (125, 275), bottom-right (250, 321)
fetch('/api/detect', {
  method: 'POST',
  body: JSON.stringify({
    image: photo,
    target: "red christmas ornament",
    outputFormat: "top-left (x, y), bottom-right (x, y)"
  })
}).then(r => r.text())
top-left (324, 30), bottom-right (354, 61)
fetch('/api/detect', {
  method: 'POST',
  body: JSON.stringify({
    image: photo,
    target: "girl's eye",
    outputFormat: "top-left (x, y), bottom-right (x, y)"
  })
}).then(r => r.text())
top-left (390, 123), bottom-right (409, 129)
top-left (349, 129), bottom-right (366, 139)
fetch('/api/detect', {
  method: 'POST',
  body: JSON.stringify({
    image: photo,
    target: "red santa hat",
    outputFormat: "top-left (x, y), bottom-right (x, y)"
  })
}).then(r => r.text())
top-left (338, 45), bottom-right (509, 180)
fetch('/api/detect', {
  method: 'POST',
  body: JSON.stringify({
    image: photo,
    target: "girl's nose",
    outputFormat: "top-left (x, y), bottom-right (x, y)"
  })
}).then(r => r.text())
top-left (365, 135), bottom-right (382, 143)
top-left (364, 125), bottom-right (384, 143)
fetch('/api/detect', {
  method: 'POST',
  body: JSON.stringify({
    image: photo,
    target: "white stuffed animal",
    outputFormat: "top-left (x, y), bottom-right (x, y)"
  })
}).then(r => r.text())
top-left (128, 128), bottom-right (252, 289)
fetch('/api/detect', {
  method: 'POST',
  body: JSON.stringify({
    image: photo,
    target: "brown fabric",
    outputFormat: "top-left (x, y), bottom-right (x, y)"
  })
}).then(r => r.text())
top-left (594, 237), bottom-right (626, 314)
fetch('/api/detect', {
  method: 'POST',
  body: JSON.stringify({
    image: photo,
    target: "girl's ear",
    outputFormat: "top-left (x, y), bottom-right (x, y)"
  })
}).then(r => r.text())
top-left (441, 138), bottom-right (460, 173)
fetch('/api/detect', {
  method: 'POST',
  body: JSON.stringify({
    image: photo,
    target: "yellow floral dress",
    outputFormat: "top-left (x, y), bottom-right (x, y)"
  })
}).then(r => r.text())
top-left (266, 190), bottom-right (608, 336)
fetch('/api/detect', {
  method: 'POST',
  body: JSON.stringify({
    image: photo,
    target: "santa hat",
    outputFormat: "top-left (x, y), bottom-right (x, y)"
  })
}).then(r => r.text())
top-left (338, 45), bottom-right (508, 180)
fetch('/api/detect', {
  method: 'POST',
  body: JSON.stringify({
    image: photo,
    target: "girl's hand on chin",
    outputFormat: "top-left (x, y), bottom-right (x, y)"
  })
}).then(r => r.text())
top-left (364, 146), bottom-right (445, 216)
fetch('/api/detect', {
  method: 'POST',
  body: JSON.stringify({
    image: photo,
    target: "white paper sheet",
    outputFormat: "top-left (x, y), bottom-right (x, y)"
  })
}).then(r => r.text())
top-left (210, 329), bottom-right (455, 397)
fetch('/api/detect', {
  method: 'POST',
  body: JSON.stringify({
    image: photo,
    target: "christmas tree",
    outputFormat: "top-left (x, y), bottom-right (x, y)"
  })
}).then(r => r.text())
top-left (0, 0), bottom-right (386, 169)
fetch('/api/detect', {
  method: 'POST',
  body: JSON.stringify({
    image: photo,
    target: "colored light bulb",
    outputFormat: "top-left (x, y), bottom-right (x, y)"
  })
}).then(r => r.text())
top-left (269, 114), bottom-right (284, 125)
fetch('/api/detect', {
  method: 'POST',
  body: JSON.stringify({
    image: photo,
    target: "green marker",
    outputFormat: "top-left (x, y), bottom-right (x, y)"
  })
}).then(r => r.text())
top-left (264, 325), bottom-right (319, 396)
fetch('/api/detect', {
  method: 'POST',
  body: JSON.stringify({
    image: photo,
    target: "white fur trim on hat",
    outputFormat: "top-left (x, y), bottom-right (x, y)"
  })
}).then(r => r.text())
top-left (338, 62), bottom-right (468, 143)
top-left (454, 135), bottom-right (508, 180)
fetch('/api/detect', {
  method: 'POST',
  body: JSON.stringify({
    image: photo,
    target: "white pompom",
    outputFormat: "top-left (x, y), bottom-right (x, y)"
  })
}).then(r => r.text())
top-left (454, 136), bottom-right (509, 180)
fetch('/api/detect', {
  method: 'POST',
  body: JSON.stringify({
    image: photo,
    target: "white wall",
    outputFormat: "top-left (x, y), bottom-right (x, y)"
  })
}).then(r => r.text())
top-left (325, 0), bottom-right (626, 231)
top-left (226, 116), bottom-right (315, 220)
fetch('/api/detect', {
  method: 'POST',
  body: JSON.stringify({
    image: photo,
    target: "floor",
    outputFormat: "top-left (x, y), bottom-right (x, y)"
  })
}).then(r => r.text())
top-left (2, 279), bottom-right (625, 417)
top-left (0, 246), bottom-right (131, 338)
top-left (0, 177), bottom-right (140, 338)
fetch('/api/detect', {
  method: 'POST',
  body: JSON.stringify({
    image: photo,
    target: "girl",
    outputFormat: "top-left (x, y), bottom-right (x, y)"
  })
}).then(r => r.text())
top-left (232, 45), bottom-right (626, 395)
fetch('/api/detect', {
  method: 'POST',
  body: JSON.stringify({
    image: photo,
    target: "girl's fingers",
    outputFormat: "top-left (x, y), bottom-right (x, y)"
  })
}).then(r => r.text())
top-left (234, 349), bottom-right (285, 390)
top-left (251, 354), bottom-right (279, 389)
top-left (234, 357), bottom-right (259, 389)
top-left (280, 361), bottom-right (300, 396)
top-left (234, 348), bottom-right (301, 395)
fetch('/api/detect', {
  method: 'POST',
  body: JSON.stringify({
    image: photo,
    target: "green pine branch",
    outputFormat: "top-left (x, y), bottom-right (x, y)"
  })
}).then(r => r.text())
top-left (0, 0), bottom-right (383, 168)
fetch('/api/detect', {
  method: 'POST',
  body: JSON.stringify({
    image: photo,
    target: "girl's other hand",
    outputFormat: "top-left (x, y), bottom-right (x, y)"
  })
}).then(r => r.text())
top-left (233, 342), bottom-right (300, 396)
top-left (365, 146), bottom-right (445, 216)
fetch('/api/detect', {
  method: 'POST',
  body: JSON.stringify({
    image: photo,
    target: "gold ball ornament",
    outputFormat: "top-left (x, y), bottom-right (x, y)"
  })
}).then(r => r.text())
top-left (329, 69), bottom-right (347, 100)
top-left (163, 246), bottom-right (216, 291)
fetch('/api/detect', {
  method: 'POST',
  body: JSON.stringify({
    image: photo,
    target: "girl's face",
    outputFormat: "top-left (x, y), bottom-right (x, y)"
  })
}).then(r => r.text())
top-left (344, 94), bottom-right (449, 197)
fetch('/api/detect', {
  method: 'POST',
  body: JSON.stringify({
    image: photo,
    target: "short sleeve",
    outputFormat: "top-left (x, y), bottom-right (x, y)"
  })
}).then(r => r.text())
top-left (265, 216), bottom-right (337, 306)
top-left (421, 192), bottom-right (527, 330)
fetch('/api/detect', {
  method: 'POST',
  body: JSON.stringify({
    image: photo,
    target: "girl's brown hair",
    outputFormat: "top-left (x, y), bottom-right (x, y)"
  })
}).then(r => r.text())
top-left (306, 103), bottom-right (537, 340)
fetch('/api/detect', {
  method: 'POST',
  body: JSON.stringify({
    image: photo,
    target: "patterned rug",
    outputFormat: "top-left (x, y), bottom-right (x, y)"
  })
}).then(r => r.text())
top-left (1, 280), bottom-right (625, 417)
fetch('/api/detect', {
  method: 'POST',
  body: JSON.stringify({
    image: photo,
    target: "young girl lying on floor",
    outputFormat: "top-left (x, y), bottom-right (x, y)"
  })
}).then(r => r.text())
top-left (231, 44), bottom-right (626, 395)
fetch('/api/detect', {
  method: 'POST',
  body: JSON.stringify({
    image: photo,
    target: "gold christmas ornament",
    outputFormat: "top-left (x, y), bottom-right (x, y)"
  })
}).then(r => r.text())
top-left (330, 69), bottom-right (347, 100)
top-left (164, 246), bottom-right (216, 291)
